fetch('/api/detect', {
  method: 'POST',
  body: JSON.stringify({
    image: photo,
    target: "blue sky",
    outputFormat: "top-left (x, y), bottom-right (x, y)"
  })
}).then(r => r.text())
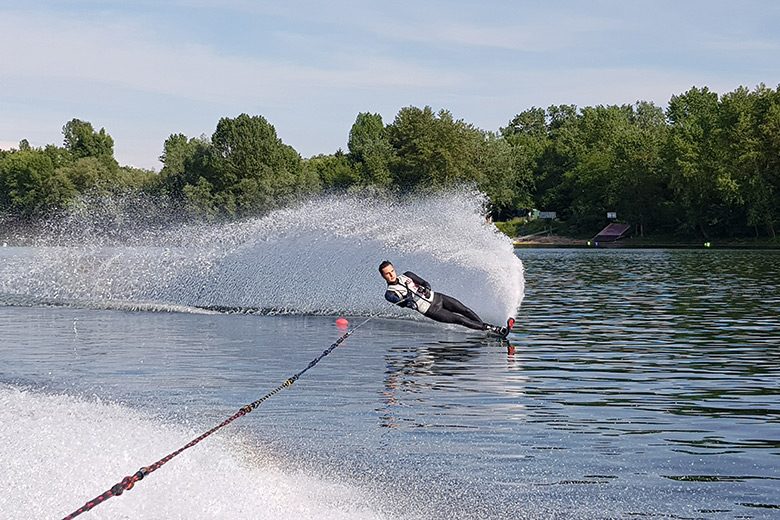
top-left (2, 1), bottom-right (779, 169)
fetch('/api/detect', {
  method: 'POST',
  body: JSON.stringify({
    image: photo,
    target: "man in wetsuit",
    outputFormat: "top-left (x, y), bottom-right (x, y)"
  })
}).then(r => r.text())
top-left (378, 260), bottom-right (511, 336)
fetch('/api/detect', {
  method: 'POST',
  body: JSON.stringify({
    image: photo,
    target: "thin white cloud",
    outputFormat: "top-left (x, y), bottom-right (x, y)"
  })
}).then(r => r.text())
top-left (701, 38), bottom-right (780, 51)
top-left (364, 15), bottom-right (618, 52)
top-left (106, 0), bottom-right (780, 58)
top-left (0, 10), bottom-right (463, 106)
top-left (187, 0), bottom-right (618, 52)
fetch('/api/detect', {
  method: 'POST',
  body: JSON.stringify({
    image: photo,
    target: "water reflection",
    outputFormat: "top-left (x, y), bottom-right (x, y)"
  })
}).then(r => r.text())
top-left (379, 335), bottom-right (527, 432)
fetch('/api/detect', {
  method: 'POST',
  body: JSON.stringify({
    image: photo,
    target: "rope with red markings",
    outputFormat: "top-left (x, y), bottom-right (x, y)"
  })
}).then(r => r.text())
top-left (61, 317), bottom-right (372, 520)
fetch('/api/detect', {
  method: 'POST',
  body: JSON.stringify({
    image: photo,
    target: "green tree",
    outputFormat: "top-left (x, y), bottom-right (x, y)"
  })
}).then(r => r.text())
top-left (501, 107), bottom-right (548, 217)
top-left (757, 85), bottom-right (780, 237)
top-left (43, 144), bottom-right (72, 170)
top-left (158, 133), bottom-right (215, 197)
top-left (533, 105), bottom-right (581, 219)
top-left (0, 149), bottom-right (76, 216)
top-left (55, 156), bottom-right (120, 195)
top-left (54, 156), bottom-right (152, 197)
top-left (475, 132), bottom-right (534, 219)
top-left (387, 106), bottom-right (482, 189)
top-left (118, 165), bottom-right (157, 192)
top-left (347, 112), bottom-right (393, 187)
top-left (612, 102), bottom-right (670, 235)
top-left (503, 107), bottom-right (547, 140)
top-left (210, 113), bottom-right (306, 215)
top-left (665, 86), bottom-right (728, 237)
top-left (563, 105), bottom-right (626, 230)
top-left (718, 84), bottom-right (780, 238)
top-left (306, 151), bottom-right (360, 190)
top-left (182, 177), bottom-right (220, 219)
top-left (62, 119), bottom-right (115, 159)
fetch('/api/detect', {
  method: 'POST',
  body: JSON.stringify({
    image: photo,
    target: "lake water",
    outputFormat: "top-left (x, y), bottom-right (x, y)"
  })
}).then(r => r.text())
top-left (1, 197), bottom-right (778, 519)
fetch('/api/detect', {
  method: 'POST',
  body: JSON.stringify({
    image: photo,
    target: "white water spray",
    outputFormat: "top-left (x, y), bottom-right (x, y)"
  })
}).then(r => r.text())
top-left (0, 191), bottom-right (524, 323)
top-left (0, 384), bottom-right (414, 520)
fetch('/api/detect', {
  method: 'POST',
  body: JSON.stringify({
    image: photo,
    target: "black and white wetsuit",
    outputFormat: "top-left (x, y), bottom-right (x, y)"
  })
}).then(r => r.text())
top-left (385, 271), bottom-right (486, 331)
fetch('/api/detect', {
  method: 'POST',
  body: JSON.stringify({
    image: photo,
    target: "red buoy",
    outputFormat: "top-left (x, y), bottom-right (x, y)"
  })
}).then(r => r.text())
top-left (335, 317), bottom-right (349, 328)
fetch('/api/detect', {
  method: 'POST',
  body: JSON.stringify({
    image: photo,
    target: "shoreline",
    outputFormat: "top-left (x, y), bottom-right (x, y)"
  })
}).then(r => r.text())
top-left (512, 235), bottom-right (780, 250)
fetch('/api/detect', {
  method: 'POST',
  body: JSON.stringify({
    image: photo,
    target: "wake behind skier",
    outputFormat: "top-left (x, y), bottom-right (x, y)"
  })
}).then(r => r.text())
top-left (378, 260), bottom-right (514, 336)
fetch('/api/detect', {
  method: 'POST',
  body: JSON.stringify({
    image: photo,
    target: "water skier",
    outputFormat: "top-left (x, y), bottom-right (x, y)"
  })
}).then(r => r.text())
top-left (378, 260), bottom-right (514, 337)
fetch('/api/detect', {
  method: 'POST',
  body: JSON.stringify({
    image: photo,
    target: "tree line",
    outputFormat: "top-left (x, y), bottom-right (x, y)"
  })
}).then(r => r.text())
top-left (1, 83), bottom-right (778, 238)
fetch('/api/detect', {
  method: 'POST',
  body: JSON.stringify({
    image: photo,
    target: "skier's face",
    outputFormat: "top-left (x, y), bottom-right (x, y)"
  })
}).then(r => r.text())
top-left (380, 265), bottom-right (397, 283)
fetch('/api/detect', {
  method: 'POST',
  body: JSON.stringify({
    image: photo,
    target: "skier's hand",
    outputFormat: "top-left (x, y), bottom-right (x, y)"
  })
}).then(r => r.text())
top-left (397, 295), bottom-right (415, 308)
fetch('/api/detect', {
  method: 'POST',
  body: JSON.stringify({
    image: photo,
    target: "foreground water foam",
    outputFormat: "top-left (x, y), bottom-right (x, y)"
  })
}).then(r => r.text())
top-left (0, 384), bottom-right (414, 519)
top-left (0, 191), bottom-right (524, 323)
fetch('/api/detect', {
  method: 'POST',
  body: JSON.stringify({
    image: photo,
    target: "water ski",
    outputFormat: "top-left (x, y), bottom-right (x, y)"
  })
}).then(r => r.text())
top-left (487, 317), bottom-right (515, 339)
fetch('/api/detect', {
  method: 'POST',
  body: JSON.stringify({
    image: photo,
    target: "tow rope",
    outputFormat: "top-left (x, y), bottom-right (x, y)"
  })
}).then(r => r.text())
top-left (62, 317), bottom-right (373, 519)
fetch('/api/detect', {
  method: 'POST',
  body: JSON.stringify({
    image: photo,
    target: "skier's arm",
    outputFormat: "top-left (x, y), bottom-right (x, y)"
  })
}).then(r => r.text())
top-left (385, 290), bottom-right (414, 307)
